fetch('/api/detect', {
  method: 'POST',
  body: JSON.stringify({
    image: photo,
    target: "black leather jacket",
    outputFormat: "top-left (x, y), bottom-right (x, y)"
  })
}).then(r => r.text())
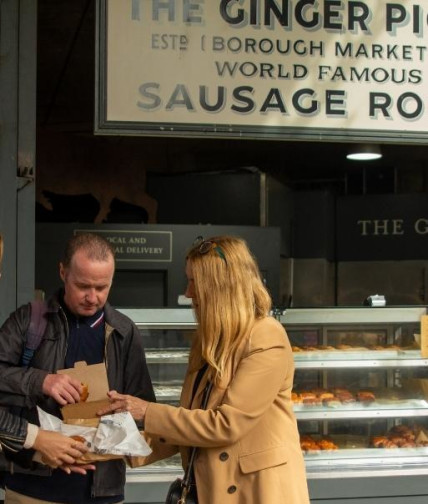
top-left (0, 291), bottom-right (156, 498)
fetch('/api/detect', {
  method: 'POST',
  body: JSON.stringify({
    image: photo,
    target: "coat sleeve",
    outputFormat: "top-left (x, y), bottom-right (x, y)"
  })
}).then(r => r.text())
top-left (0, 406), bottom-right (39, 470)
top-left (0, 406), bottom-right (28, 453)
top-left (127, 432), bottom-right (179, 468)
top-left (144, 319), bottom-right (292, 448)
top-left (0, 305), bottom-right (48, 408)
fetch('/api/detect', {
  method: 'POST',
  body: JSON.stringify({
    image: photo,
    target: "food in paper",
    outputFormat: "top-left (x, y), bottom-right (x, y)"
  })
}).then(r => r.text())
top-left (37, 406), bottom-right (152, 459)
top-left (80, 383), bottom-right (89, 402)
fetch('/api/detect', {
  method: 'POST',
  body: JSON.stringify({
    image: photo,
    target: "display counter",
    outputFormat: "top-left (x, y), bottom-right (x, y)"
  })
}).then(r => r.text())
top-left (120, 307), bottom-right (428, 503)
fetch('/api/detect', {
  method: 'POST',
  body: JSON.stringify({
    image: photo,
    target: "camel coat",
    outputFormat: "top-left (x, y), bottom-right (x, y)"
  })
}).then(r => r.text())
top-left (142, 317), bottom-right (310, 504)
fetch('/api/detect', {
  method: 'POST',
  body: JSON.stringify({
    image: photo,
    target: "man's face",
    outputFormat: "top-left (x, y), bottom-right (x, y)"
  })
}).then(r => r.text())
top-left (60, 249), bottom-right (114, 317)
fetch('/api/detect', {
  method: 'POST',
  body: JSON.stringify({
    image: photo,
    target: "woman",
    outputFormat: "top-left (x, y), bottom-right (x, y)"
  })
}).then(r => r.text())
top-left (100, 236), bottom-right (310, 503)
top-left (0, 233), bottom-right (92, 474)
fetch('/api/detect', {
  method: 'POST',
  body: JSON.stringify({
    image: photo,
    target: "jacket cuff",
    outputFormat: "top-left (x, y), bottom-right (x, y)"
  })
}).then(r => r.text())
top-left (30, 369), bottom-right (50, 402)
top-left (24, 423), bottom-right (39, 449)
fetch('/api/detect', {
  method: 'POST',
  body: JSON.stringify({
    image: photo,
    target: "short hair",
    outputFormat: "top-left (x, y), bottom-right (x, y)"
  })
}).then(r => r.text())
top-left (62, 233), bottom-right (115, 268)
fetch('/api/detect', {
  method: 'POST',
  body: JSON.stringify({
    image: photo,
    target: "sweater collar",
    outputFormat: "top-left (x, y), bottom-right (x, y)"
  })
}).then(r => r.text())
top-left (58, 289), bottom-right (104, 327)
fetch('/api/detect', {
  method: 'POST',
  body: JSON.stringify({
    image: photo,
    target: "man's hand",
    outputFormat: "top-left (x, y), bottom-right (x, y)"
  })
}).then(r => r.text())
top-left (42, 374), bottom-right (81, 405)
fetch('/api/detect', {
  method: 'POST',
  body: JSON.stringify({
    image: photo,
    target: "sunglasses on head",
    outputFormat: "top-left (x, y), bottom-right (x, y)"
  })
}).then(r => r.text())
top-left (193, 236), bottom-right (227, 263)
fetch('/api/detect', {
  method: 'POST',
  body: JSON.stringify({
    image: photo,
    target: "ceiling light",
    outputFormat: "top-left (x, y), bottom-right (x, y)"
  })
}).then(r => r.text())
top-left (346, 144), bottom-right (382, 161)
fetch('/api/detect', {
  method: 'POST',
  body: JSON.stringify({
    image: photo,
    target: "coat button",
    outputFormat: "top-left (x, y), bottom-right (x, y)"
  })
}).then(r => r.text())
top-left (159, 437), bottom-right (166, 443)
top-left (227, 485), bottom-right (237, 494)
top-left (219, 452), bottom-right (229, 461)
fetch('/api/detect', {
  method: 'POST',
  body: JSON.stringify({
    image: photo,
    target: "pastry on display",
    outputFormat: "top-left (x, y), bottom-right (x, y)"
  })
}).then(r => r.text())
top-left (314, 390), bottom-right (334, 400)
top-left (291, 392), bottom-right (302, 403)
top-left (335, 344), bottom-right (354, 350)
top-left (309, 389), bottom-right (338, 406)
top-left (300, 392), bottom-right (321, 405)
top-left (321, 396), bottom-right (342, 408)
top-left (356, 390), bottom-right (376, 404)
top-left (293, 387), bottom-right (381, 406)
top-left (371, 424), bottom-right (428, 448)
top-left (390, 425), bottom-right (416, 441)
top-left (331, 388), bottom-right (356, 404)
top-left (371, 436), bottom-right (399, 448)
top-left (291, 343), bottom-right (404, 352)
top-left (318, 438), bottom-right (339, 451)
top-left (300, 434), bottom-right (338, 452)
top-left (300, 435), bottom-right (320, 452)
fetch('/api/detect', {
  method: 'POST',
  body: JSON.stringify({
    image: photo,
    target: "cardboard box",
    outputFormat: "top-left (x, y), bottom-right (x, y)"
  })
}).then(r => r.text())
top-left (58, 360), bottom-right (110, 420)
top-left (57, 361), bottom-right (122, 463)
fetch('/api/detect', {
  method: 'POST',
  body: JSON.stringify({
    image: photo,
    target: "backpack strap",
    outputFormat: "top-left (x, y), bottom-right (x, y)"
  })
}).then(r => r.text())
top-left (20, 300), bottom-right (48, 367)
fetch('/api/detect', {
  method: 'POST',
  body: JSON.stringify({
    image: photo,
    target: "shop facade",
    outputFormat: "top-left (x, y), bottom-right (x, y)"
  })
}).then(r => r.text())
top-left (2, 1), bottom-right (428, 503)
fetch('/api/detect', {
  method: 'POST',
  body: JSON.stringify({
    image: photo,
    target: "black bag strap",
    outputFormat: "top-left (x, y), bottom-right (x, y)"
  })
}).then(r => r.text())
top-left (182, 367), bottom-right (213, 492)
top-left (190, 363), bottom-right (208, 407)
top-left (20, 301), bottom-right (48, 367)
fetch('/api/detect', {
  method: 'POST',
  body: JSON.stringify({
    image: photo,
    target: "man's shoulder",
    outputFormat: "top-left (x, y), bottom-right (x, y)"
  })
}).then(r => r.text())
top-left (5, 302), bottom-right (31, 324)
top-left (104, 303), bottom-right (138, 335)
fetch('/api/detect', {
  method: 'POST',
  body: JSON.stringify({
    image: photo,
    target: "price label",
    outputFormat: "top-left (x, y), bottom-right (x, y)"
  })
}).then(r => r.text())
top-left (420, 315), bottom-right (428, 358)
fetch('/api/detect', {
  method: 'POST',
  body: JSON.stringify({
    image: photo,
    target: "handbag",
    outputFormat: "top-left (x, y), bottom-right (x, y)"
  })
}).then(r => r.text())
top-left (165, 365), bottom-right (213, 504)
top-left (165, 477), bottom-right (197, 504)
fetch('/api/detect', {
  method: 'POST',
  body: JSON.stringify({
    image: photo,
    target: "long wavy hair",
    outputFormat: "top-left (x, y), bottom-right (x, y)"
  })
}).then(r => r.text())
top-left (186, 236), bottom-right (272, 385)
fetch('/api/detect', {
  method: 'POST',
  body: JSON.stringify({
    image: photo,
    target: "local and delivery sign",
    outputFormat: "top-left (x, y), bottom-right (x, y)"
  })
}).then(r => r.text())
top-left (96, 0), bottom-right (428, 141)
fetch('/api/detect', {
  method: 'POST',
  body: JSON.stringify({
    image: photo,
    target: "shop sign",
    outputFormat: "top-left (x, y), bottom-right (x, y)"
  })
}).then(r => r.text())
top-left (337, 195), bottom-right (428, 261)
top-left (75, 229), bottom-right (172, 262)
top-left (96, 0), bottom-right (428, 142)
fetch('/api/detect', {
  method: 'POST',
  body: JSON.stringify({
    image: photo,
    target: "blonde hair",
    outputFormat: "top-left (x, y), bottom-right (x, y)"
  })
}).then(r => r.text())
top-left (186, 236), bottom-right (272, 384)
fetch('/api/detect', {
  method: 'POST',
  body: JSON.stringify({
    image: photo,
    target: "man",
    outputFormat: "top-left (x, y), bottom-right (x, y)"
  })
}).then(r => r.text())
top-left (0, 233), bottom-right (93, 477)
top-left (0, 233), bottom-right (155, 504)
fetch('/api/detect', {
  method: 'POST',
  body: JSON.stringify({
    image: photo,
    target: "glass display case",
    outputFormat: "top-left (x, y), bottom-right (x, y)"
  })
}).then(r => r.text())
top-left (283, 307), bottom-right (428, 479)
top-left (119, 307), bottom-right (428, 504)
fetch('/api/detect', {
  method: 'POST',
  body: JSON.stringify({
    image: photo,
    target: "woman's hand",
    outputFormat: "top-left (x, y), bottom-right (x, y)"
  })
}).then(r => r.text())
top-left (33, 430), bottom-right (94, 473)
top-left (97, 390), bottom-right (149, 421)
top-left (60, 463), bottom-right (96, 475)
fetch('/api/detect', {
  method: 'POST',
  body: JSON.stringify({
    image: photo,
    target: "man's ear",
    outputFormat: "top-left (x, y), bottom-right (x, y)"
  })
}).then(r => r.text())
top-left (59, 262), bottom-right (66, 282)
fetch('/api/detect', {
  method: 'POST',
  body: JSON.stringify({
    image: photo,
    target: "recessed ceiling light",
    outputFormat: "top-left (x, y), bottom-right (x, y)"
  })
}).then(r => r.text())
top-left (346, 144), bottom-right (382, 161)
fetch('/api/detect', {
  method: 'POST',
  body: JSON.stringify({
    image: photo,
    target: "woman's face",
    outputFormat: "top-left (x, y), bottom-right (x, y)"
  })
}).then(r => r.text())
top-left (185, 260), bottom-right (198, 308)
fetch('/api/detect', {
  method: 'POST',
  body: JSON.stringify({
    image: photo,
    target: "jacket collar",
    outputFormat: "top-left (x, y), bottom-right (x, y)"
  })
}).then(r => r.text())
top-left (48, 289), bottom-right (127, 339)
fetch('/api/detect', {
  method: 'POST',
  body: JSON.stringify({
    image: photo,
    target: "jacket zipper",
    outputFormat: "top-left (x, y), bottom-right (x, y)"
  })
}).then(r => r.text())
top-left (58, 305), bottom-right (70, 361)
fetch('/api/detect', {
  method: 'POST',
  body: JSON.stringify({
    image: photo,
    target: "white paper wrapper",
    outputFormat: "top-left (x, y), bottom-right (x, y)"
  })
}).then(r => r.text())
top-left (93, 412), bottom-right (151, 456)
top-left (37, 407), bottom-right (152, 457)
